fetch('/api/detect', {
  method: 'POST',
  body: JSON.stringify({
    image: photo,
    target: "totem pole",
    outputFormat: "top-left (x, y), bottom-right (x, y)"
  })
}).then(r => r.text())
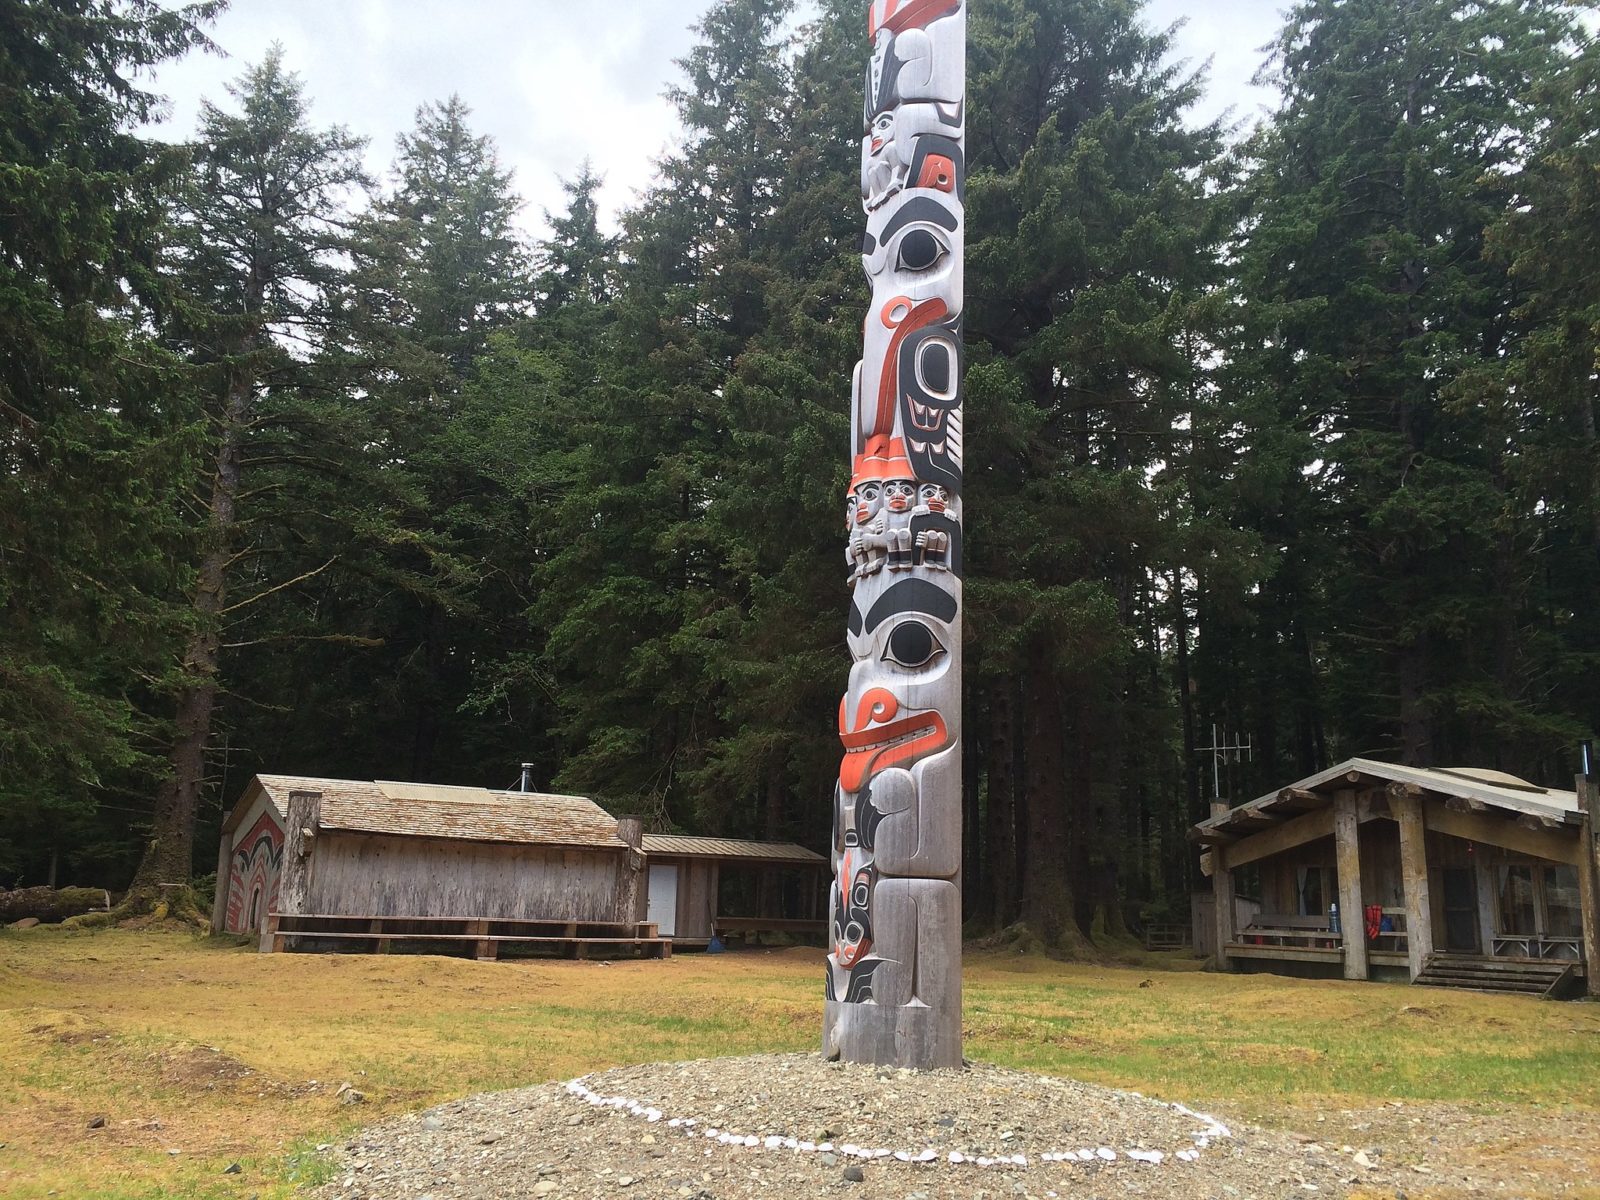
top-left (824, 0), bottom-right (965, 1070)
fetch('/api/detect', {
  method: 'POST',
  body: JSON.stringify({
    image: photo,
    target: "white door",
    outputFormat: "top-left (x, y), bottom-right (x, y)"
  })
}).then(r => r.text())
top-left (647, 864), bottom-right (679, 936)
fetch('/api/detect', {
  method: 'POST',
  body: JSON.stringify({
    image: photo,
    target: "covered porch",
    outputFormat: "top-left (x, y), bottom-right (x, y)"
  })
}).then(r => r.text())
top-left (1191, 760), bottom-right (1599, 996)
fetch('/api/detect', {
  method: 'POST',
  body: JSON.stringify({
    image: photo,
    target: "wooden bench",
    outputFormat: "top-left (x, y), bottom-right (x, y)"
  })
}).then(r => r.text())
top-left (263, 913), bottom-right (670, 960)
top-left (1239, 913), bottom-right (1339, 950)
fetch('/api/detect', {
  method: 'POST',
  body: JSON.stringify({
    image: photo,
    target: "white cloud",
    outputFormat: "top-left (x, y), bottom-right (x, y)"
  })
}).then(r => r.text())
top-left (142, 2), bottom-right (1286, 241)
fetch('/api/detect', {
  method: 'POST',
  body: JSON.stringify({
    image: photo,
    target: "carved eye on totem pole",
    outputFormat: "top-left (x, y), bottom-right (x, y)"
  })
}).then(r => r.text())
top-left (841, 578), bottom-right (958, 793)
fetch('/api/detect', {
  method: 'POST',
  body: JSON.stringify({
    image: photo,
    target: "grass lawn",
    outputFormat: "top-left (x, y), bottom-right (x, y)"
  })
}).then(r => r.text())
top-left (4, 926), bottom-right (1598, 1198)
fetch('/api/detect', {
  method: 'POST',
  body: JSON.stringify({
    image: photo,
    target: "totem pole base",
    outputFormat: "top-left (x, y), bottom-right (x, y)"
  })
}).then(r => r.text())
top-left (823, 998), bottom-right (963, 1070)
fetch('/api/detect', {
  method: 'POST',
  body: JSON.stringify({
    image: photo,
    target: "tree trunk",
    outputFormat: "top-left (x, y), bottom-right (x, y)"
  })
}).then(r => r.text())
top-left (986, 678), bottom-right (1019, 929)
top-left (763, 755), bottom-right (785, 842)
top-left (1021, 658), bottom-right (1077, 945)
top-left (129, 358), bottom-right (253, 895)
top-left (962, 689), bottom-right (983, 923)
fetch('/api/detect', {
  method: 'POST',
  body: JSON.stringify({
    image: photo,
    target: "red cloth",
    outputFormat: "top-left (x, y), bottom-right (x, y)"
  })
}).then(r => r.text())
top-left (1364, 904), bottom-right (1383, 942)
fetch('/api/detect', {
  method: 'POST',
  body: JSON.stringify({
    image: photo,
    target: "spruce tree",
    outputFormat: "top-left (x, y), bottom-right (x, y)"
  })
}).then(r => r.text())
top-left (128, 48), bottom-right (367, 898)
top-left (0, 0), bottom-right (216, 884)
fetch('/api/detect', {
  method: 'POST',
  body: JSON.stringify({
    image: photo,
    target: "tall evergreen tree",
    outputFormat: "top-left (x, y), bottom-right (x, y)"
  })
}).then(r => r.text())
top-left (1228, 0), bottom-right (1584, 776)
top-left (960, 0), bottom-right (1226, 941)
top-left (0, 0), bottom-right (216, 884)
top-left (128, 48), bottom-right (367, 897)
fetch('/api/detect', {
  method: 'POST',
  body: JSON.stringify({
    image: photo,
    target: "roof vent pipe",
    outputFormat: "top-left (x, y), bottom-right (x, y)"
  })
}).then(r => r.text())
top-left (519, 763), bottom-right (534, 793)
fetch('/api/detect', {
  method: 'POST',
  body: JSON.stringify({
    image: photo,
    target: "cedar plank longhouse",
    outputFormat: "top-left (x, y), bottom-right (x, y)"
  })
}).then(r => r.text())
top-left (212, 774), bottom-right (826, 956)
top-left (1191, 759), bottom-right (1600, 998)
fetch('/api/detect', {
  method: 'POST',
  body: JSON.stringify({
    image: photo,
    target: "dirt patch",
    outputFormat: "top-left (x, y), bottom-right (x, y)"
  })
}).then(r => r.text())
top-left (154, 1044), bottom-right (258, 1088)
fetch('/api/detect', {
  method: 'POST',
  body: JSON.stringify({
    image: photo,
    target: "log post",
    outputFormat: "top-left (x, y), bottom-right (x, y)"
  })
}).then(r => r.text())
top-left (261, 790), bottom-right (320, 953)
top-left (1474, 855), bottom-right (1497, 956)
top-left (1575, 774), bottom-right (1600, 997)
top-left (1393, 792), bottom-right (1433, 980)
top-left (210, 826), bottom-right (232, 933)
top-left (1333, 789), bottom-right (1367, 980)
top-left (615, 816), bottom-right (646, 926)
top-left (1210, 801), bottom-right (1235, 970)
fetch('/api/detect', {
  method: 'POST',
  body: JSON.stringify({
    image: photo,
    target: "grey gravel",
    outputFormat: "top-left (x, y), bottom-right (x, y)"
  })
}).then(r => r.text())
top-left (313, 1053), bottom-right (1369, 1199)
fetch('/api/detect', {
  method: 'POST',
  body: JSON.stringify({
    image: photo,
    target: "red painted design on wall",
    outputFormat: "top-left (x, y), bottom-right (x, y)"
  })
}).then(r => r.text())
top-left (225, 810), bottom-right (284, 933)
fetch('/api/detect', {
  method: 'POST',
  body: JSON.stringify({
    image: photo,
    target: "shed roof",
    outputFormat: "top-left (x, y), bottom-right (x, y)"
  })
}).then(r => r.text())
top-left (1191, 757), bottom-right (1582, 846)
top-left (641, 834), bottom-right (826, 865)
top-left (249, 774), bottom-right (628, 850)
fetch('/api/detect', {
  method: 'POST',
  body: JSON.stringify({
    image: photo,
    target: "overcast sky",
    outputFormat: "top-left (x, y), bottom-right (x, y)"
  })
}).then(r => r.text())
top-left (143, 2), bottom-right (1287, 240)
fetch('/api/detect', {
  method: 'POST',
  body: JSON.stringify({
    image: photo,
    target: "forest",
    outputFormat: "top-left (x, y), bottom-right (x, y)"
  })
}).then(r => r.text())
top-left (3, 0), bottom-right (1598, 947)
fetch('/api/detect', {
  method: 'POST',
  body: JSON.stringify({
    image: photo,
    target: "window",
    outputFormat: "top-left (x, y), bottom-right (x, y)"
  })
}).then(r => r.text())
top-left (1497, 865), bottom-right (1536, 935)
top-left (1296, 866), bottom-right (1329, 917)
top-left (1543, 865), bottom-right (1581, 939)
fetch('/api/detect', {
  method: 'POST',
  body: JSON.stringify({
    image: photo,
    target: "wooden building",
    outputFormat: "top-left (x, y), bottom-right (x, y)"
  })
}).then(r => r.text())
top-left (212, 775), bottom-right (827, 956)
top-left (1192, 759), bottom-right (1600, 997)
top-left (640, 834), bottom-right (828, 945)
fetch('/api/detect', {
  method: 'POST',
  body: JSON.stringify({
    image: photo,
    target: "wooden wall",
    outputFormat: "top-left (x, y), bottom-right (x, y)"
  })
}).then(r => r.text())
top-left (304, 833), bottom-right (629, 922)
top-left (667, 859), bottom-right (717, 939)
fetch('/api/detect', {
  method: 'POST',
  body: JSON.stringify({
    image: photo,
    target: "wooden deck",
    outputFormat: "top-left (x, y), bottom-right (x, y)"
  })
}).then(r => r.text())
top-left (262, 913), bottom-right (672, 960)
top-left (1225, 941), bottom-right (1409, 968)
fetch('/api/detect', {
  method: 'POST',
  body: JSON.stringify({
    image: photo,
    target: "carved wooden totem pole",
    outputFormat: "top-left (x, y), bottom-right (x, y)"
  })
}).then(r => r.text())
top-left (824, 0), bottom-right (965, 1070)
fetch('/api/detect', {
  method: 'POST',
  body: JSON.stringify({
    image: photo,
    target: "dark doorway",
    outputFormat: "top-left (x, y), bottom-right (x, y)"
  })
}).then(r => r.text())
top-left (1442, 868), bottom-right (1480, 952)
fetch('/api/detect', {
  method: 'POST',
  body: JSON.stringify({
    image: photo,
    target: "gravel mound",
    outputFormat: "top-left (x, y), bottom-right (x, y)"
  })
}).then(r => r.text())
top-left (317, 1053), bottom-right (1368, 1199)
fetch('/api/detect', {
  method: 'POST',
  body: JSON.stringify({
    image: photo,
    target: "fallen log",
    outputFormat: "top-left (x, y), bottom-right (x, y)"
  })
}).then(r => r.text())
top-left (1, 886), bottom-right (112, 925)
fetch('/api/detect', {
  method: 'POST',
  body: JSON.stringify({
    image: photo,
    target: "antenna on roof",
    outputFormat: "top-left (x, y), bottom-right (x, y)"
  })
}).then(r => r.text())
top-left (1582, 740), bottom-right (1594, 781)
top-left (1198, 724), bottom-right (1252, 806)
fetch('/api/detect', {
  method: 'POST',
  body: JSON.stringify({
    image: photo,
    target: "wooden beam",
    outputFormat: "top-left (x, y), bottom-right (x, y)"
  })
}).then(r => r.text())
top-left (1198, 849), bottom-right (1214, 878)
top-left (1228, 810), bottom-right (1283, 832)
top-left (1274, 786), bottom-right (1323, 810)
top-left (1517, 812), bottom-right (1564, 832)
top-left (1394, 792), bottom-right (1433, 981)
top-left (1422, 800), bottom-right (1582, 867)
top-left (1334, 789), bottom-right (1368, 981)
top-left (1445, 795), bottom-right (1489, 814)
top-left (1576, 775), bottom-right (1600, 999)
top-left (1213, 864), bottom-right (1236, 970)
top-left (210, 825), bottom-right (231, 934)
top-left (1211, 799), bottom-right (1235, 970)
top-left (261, 790), bottom-right (320, 953)
top-left (1188, 825), bottom-right (1236, 846)
top-left (1474, 856), bottom-right (1497, 956)
top-left (1218, 807), bottom-right (1337, 870)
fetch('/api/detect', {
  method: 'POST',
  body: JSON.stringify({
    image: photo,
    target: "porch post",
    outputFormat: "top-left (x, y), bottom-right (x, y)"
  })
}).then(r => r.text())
top-left (1394, 792), bottom-right (1433, 980)
top-left (1473, 856), bottom-right (1497, 956)
top-left (1210, 801), bottom-right (1234, 970)
top-left (210, 823), bottom-right (232, 934)
top-left (1576, 774), bottom-right (1600, 998)
top-left (261, 790), bottom-right (320, 953)
top-left (1334, 789), bottom-right (1367, 980)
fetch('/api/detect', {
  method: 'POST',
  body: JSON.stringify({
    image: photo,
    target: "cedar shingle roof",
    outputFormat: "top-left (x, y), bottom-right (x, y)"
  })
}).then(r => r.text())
top-left (250, 775), bottom-right (627, 850)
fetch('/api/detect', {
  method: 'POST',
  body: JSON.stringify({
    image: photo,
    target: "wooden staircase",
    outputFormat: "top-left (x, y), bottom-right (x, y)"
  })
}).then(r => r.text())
top-left (1413, 953), bottom-right (1581, 999)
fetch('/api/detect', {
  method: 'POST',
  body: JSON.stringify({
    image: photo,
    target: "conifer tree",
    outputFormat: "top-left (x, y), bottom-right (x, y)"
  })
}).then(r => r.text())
top-left (1230, 0), bottom-right (1583, 773)
top-left (127, 49), bottom-right (367, 897)
top-left (0, 0), bottom-right (216, 884)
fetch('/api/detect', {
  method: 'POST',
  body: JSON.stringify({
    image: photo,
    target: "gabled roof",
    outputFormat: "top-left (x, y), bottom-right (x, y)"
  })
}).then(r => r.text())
top-left (1192, 757), bottom-right (1583, 845)
top-left (641, 834), bottom-right (826, 865)
top-left (245, 774), bottom-right (628, 850)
